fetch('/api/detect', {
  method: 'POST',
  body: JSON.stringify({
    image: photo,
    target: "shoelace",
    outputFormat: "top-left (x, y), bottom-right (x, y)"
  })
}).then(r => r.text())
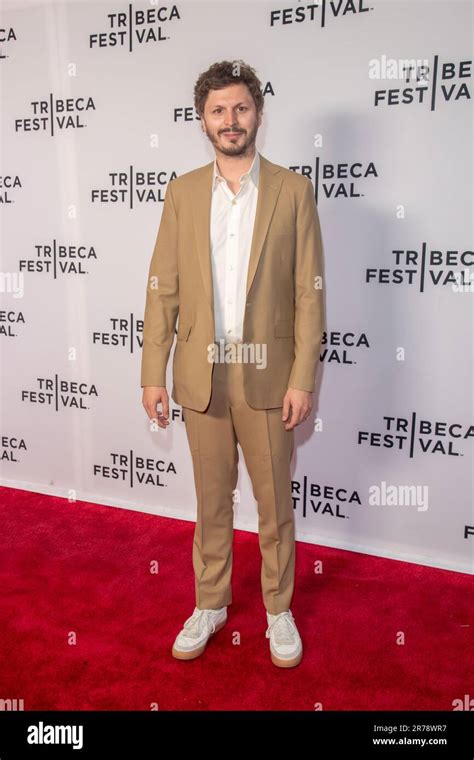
top-left (182, 609), bottom-right (217, 638)
top-left (265, 611), bottom-right (297, 644)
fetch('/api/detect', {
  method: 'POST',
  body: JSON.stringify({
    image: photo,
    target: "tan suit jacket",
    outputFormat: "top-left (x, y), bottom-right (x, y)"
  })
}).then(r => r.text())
top-left (140, 152), bottom-right (325, 411)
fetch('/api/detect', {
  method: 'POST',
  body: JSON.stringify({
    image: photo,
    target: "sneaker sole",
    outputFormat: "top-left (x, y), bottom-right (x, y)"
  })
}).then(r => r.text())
top-left (270, 648), bottom-right (303, 668)
top-left (171, 617), bottom-right (227, 660)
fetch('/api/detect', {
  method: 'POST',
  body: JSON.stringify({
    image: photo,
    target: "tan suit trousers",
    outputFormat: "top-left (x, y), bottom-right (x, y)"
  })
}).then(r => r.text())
top-left (182, 357), bottom-right (295, 615)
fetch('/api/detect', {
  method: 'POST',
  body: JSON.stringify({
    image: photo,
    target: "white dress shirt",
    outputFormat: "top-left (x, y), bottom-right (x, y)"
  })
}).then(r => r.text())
top-left (210, 150), bottom-right (260, 343)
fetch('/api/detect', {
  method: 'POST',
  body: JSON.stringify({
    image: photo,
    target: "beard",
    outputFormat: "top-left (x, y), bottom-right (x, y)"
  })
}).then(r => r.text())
top-left (204, 120), bottom-right (259, 158)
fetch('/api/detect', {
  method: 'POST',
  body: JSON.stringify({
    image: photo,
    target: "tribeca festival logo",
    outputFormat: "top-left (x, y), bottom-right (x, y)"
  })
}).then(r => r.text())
top-left (93, 314), bottom-right (144, 353)
top-left (0, 24), bottom-right (17, 62)
top-left (89, 4), bottom-right (181, 50)
top-left (21, 376), bottom-right (98, 411)
top-left (18, 240), bottom-right (98, 280)
top-left (270, 0), bottom-right (371, 28)
top-left (0, 309), bottom-right (25, 338)
top-left (0, 436), bottom-right (27, 464)
top-left (366, 243), bottom-right (473, 293)
top-left (91, 167), bottom-right (176, 208)
top-left (358, 412), bottom-right (473, 458)
top-left (14, 95), bottom-right (96, 136)
top-left (371, 54), bottom-right (471, 110)
top-left (93, 317), bottom-right (185, 352)
top-left (320, 330), bottom-right (370, 364)
top-left (93, 450), bottom-right (177, 488)
top-left (292, 479), bottom-right (362, 519)
top-left (291, 479), bottom-right (430, 517)
top-left (290, 157), bottom-right (379, 201)
top-left (0, 174), bottom-right (22, 203)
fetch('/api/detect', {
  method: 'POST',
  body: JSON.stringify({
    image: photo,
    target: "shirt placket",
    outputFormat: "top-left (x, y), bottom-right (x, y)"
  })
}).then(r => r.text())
top-left (222, 179), bottom-right (247, 342)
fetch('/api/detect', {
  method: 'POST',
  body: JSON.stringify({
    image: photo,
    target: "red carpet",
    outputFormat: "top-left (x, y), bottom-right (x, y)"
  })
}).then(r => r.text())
top-left (0, 485), bottom-right (472, 711)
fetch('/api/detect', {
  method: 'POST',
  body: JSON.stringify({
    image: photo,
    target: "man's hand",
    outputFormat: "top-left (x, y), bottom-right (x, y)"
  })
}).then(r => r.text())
top-left (142, 386), bottom-right (170, 429)
top-left (282, 388), bottom-right (313, 430)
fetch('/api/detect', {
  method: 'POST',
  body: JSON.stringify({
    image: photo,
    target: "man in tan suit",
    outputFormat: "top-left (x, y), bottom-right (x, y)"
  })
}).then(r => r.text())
top-left (141, 60), bottom-right (324, 668)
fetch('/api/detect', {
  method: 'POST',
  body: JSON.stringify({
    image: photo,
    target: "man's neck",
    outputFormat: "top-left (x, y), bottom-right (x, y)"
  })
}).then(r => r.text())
top-left (215, 147), bottom-right (256, 182)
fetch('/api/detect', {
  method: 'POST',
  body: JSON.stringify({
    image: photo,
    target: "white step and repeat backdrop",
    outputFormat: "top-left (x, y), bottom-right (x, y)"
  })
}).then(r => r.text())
top-left (1, 0), bottom-right (472, 574)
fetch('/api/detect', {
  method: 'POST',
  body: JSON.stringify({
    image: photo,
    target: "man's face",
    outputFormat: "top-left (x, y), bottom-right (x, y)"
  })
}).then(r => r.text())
top-left (200, 82), bottom-right (262, 157)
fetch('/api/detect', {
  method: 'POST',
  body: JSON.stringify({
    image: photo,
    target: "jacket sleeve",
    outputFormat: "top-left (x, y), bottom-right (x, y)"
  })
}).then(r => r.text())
top-left (287, 177), bottom-right (325, 392)
top-left (140, 180), bottom-right (179, 387)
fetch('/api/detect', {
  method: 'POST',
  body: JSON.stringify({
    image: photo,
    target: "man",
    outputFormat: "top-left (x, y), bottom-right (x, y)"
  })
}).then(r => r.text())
top-left (141, 60), bottom-right (324, 668)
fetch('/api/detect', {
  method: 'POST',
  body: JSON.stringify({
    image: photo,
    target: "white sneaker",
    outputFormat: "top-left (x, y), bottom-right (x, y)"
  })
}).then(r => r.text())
top-left (172, 605), bottom-right (228, 660)
top-left (266, 609), bottom-right (303, 668)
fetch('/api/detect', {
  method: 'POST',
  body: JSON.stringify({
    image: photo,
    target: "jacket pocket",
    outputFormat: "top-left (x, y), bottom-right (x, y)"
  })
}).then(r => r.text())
top-left (267, 229), bottom-right (293, 241)
top-left (274, 319), bottom-right (294, 338)
top-left (177, 322), bottom-right (192, 341)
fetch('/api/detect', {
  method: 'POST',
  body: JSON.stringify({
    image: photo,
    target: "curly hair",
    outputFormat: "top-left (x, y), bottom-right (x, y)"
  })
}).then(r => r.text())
top-left (194, 60), bottom-right (264, 118)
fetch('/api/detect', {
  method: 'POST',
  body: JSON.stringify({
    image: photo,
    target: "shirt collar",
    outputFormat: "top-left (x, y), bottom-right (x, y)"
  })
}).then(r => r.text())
top-left (213, 150), bottom-right (260, 192)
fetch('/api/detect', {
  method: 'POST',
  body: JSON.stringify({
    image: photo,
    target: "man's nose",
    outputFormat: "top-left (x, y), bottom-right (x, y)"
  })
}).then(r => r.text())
top-left (223, 113), bottom-right (239, 128)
